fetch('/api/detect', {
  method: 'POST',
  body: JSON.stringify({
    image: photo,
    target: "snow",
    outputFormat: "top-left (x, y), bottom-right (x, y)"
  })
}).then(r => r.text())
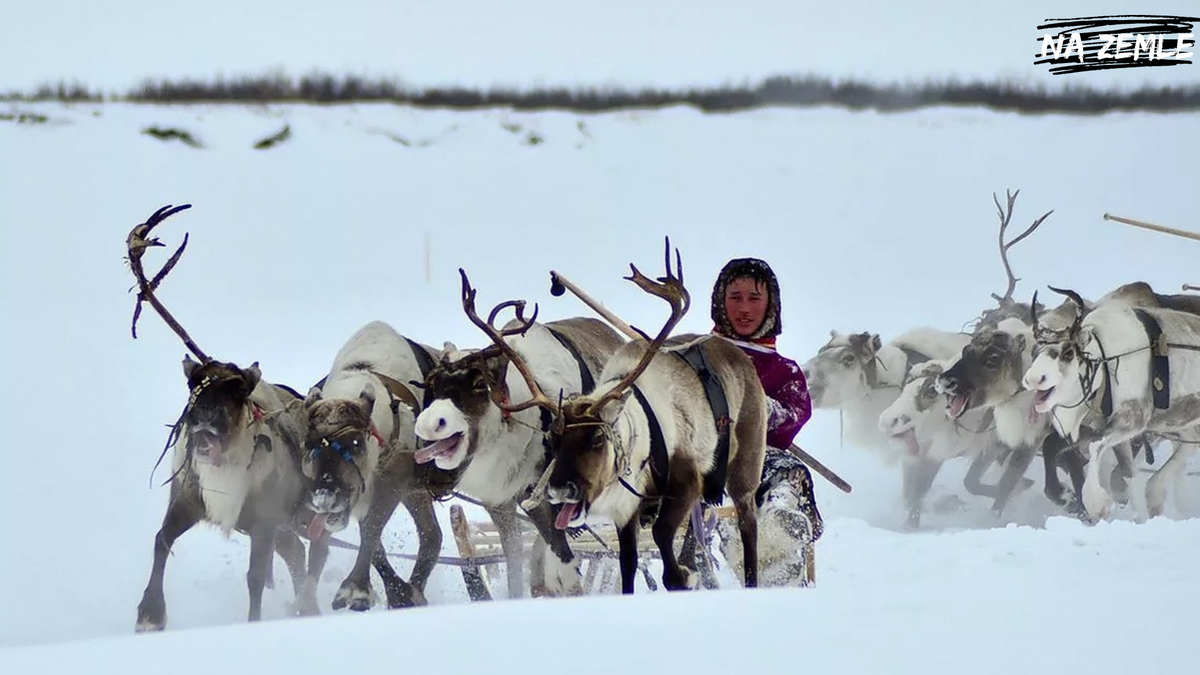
top-left (2, 6), bottom-right (1200, 671)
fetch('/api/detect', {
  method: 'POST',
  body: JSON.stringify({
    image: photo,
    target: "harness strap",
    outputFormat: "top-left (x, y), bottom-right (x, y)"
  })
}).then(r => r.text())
top-left (631, 385), bottom-right (669, 496)
top-left (1132, 308), bottom-right (1171, 410)
top-left (673, 343), bottom-right (731, 506)
top-left (545, 325), bottom-right (596, 393)
top-left (404, 337), bottom-right (439, 409)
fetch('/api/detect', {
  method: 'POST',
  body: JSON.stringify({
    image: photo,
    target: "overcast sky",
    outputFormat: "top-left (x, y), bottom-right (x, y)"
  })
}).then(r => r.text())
top-left (4, 0), bottom-right (1199, 92)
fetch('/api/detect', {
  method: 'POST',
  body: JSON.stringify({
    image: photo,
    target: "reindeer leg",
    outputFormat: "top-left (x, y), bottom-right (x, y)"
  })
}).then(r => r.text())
top-left (1082, 407), bottom-right (1149, 520)
top-left (391, 487), bottom-right (441, 607)
top-left (731, 491), bottom-right (760, 589)
top-left (369, 543), bottom-right (413, 609)
top-left (245, 522), bottom-right (277, 622)
top-left (522, 499), bottom-right (583, 596)
top-left (616, 517), bottom-right (639, 594)
top-left (988, 445), bottom-right (1036, 517)
top-left (1147, 441), bottom-right (1195, 518)
top-left (653, 478), bottom-right (702, 591)
top-left (1038, 434), bottom-right (1072, 506)
top-left (333, 489), bottom-right (402, 612)
top-left (1109, 441), bottom-right (1137, 506)
top-left (304, 530), bottom-right (331, 607)
top-left (962, 444), bottom-right (1002, 498)
top-left (274, 529), bottom-right (319, 617)
top-left (900, 456), bottom-right (942, 530)
top-left (136, 491), bottom-right (202, 632)
top-left (485, 498), bottom-right (528, 599)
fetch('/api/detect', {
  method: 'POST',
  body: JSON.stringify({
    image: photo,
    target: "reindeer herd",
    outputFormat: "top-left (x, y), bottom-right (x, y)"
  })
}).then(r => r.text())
top-left (800, 190), bottom-right (1200, 529)
top-left (124, 192), bottom-right (1200, 634)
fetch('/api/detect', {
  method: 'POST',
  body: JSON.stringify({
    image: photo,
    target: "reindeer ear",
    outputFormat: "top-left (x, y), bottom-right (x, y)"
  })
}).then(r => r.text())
top-left (242, 361), bottom-right (262, 395)
top-left (358, 382), bottom-right (377, 414)
top-left (598, 389), bottom-right (632, 423)
top-left (870, 333), bottom-right (882, 353)
top-left (182, 354), bottom-right (202, 382)
top-left (1013, 333), bottom-right (1028, 354)
top-left (829, 329), bottom-right (840, 339)
top-left (305, 386), bottom-right (323, 408)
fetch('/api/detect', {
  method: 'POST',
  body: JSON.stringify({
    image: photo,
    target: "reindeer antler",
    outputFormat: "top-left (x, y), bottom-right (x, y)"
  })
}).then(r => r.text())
top-left (584, 236), bottom-right (689, 417)
top-left (126, 203), bottom-right (210, 363)
top-left (990, 189), bottom-right (1053, 306)
top-left (1047, 285), bottom-right (1086, 338)
top-left (458, 268), bottom-right (560, 415)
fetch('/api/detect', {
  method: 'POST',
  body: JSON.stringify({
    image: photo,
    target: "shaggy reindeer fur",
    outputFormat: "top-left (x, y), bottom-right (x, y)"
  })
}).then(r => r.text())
top-left (414, 316), bottom-right (625, 598)
top-left (545, 332), bottom-right (769, 593)
top-left (137, 356), bottom-right (323, 632)
top-left (1023, 293), bottom-right (1200, 520)
top-left (302, 320), bottom-right (447, 612)
top-left (801, 327), bottom-right (970, 527)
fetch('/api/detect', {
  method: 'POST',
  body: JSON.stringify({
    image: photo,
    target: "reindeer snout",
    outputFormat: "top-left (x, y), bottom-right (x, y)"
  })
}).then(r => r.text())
top-left (547, 481), bottom-right (581, 504)
top-left (882, 413), bottom-right (911, 433)
top-left (310, 486), bottom-right (339, 513)
top-left (1023, 371), bottom-right (1046, 391)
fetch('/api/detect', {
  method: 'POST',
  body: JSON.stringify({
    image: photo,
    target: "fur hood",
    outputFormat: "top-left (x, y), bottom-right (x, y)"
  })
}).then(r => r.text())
top-left (710, 257), bottom-right (783, 341)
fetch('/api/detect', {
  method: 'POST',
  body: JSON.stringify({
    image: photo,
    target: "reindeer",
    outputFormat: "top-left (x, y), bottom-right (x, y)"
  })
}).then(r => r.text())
top-left (411, 276), bottom-right (625, 598)
top-left (127, 204), bottom-right (326, 632)
top-left (1022, 286), bottom-right (1200, 520)
top-left (801, 327), bottom-right (970, 528)
top-left (489, 239), bottom-right (768, 593)
top-left (301, 319), bottom-right (457, 611)
top-left (877, 359), bottom-right (1016, 513)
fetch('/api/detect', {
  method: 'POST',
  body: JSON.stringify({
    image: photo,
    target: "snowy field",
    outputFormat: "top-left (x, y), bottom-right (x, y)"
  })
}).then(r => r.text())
top-left (3, 2), bottom-right (1200, 673)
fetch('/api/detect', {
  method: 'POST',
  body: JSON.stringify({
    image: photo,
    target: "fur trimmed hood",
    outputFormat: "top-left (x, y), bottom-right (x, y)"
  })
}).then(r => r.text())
top-left (710, 257), bottom-right (782, 341)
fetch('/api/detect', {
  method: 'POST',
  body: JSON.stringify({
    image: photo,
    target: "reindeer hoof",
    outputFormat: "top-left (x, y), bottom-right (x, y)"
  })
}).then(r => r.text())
top-left (136, 594), bottom-right (166, 632)
top-left (542, 552), bottom-right (584, 597)
top-left (332, 580), bottom-right (376, 612)
top-left (135, 616), bottom-right (165, 633)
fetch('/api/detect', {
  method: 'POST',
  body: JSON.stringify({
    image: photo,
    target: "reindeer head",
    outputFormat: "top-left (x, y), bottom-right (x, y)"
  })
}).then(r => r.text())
top-left (300, 383), bottom-right (379, 534)
top-left (800, 330), bottom-right (883, 407)
top-left (413, 280), bottom-right (541, 471)
top-left (1023, 287), bottom-right (1091, 415)
top-left (177, 356), bottom-right (264, 466)
top-left (935, 325), bottom-right (1029, 419)
top-left (878, 360), bottom-right (947, 457)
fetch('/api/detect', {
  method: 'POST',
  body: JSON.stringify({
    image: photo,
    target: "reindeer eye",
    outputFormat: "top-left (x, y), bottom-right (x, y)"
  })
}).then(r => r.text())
top-left (921, 383), bottom-right (936, 399)
top-left (840, 353), bottom-right (855, 366)
top-left (1060, 346), bottom-right (1074, 361)
top-left (984, 354), bottom-right (1002, 369)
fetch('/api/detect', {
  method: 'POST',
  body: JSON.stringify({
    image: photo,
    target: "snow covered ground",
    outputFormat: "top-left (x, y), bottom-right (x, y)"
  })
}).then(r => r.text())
top-left (2, 98), bottom-right (1197, 673)
top-left (2, 2), bottom-right (1200, 671)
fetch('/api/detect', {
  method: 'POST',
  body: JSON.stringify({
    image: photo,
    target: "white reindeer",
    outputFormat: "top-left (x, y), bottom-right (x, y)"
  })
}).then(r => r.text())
top-left (1022, 287), bottom-right (1200, 520)
top-left (801, 327), bottom-right (970, 527)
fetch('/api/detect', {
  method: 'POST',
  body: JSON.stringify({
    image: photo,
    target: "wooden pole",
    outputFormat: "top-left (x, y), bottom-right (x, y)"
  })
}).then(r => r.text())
top-left (1185, 284), bottom-right (1200, 293)
top-left (1102, 213), bottom-right (1200, 243)
top-left (549, 270), bottom-right (642, 341)
top-left (424, 231), bottom-right (431, 284)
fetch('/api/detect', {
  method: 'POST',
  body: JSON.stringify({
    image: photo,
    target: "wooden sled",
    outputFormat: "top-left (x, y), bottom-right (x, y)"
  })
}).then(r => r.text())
top-left (447, 502), bottom-right (816, 600)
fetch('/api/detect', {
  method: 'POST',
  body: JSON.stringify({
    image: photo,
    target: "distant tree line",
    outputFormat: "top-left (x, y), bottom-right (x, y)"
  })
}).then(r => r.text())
top-left (4, 71), bottom-right (1200, 114)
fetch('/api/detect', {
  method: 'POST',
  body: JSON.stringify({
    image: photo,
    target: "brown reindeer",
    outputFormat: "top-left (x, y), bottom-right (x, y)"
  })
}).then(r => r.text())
top-left (470, 239), bottom-right (768, 593)
top-left (128, 204), bottom-right (328, 631)
top-left (412, 282), bottom-right (625, 598)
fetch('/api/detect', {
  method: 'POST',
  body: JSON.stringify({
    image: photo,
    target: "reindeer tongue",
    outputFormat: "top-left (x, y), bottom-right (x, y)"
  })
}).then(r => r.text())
top-left (415, 435), bottom-right (460, 464)
top-left (901, 429), bottom-right (921, 456)
top-left (555, 502), bottom-right (579, 530)
top-left (307, 513), bottom-right (326, 540)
